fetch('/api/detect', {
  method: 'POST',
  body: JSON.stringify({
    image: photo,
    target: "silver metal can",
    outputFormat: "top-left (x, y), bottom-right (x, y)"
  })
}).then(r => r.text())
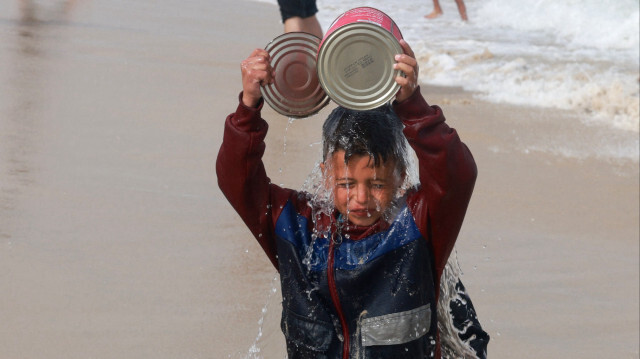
top-left (317, 7), bottom-right (404, 110)
top-left (260, 32), bottom-right (330, 118)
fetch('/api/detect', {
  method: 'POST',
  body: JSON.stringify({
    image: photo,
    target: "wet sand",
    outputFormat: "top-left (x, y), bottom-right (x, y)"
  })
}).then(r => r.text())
top-left (1, 0), bottom-right (638, 358)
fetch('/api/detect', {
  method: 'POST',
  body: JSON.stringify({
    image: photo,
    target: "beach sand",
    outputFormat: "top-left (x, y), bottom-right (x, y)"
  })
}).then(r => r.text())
top-left (0, 0), bottom-right (638, 358)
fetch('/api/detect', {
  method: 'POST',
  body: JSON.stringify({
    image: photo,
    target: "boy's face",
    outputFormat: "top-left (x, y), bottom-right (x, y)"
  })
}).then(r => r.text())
top-left (322, 150), bottom-right (402, 226)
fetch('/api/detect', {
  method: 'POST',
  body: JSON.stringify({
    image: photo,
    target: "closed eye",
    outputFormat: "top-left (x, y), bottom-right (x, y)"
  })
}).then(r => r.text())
top-left (336, 182), bottom-right (354, 189)
top-left (371, 182), bottom-right (386, 189)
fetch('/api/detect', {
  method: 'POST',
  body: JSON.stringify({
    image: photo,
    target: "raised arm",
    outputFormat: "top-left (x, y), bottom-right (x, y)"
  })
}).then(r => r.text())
top-left (216, 49), bottom-right (294, 269)
top-left (392, 40), bottom-right (477, 282)
top-left (394, 88), bottom-right (477, 282)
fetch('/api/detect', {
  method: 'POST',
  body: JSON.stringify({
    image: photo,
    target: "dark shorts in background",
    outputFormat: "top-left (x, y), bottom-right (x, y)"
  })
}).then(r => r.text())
top-left (277, 0), bottom-right (318, 21)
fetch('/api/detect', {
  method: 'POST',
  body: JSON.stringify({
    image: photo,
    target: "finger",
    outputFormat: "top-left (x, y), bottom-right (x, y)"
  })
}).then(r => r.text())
top-left (398, 39), bottom-right (415, 58)
top-left (245, 60), bottom-right (271, 72)
top-left (242, 59), bottom-right (273, 80)
top-left (394, 64), bottom-right (418, 87)
top-left (394, 76), bottom-right (417, 102)
top-left (394, 53), bottom-right (418, 69)
top-left (243, 50), bottom-right (272, 72)
top-left (242, 49), bottom-right (274, 87)
top-left (395, 74), bottom-right (416, 88)
top-left (249, 48), bottom-right (270, 60)
top-left (245, 68), bottom-right (273, 86)
top-left (243, 56), bottom-right (271, 69)
top-left (394, 61), bottom-right (416, 77)
top-left (254, 62), bottom-right (275, 84)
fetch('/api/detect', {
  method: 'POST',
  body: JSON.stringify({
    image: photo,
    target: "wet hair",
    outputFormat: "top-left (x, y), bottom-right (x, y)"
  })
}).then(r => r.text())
top-left (322, 105), bottom-right (407, 176)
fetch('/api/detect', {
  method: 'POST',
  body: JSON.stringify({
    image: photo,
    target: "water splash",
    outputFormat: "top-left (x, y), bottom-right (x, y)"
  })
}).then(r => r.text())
top-left (437, 250), bottom-right (479, 358)
top-left (282, 117), bottom-right (297, 156)
top-left (242, 274), bottom-right (280, 359)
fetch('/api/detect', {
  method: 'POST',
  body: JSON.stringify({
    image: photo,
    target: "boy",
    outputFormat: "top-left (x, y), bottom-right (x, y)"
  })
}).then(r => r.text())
top-left (216, 40), bottom-right (488, 358)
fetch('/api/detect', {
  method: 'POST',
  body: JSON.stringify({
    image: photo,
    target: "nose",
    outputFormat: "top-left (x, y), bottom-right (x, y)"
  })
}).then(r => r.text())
top-left (354, 184), bottom-right (369, 204)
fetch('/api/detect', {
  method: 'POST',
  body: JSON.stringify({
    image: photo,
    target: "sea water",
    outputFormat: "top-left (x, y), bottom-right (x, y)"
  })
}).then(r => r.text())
top-left (255, 0), bottom-right (640, 161)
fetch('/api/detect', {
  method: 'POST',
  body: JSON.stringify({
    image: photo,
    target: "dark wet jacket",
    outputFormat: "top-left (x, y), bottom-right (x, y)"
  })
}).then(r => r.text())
top-left (216, 88), bottom-right (488, 358)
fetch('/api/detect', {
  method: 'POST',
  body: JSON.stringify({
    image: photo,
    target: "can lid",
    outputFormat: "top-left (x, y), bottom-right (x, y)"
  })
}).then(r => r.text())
top-left (317, 23), bottom-right (403, 110)
top-left (260, 32), bottom-right (329, 118)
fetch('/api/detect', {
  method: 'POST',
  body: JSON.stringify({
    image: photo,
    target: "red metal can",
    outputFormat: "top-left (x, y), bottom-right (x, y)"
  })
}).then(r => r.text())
top-left (317, 7), bottom-right (404, 110)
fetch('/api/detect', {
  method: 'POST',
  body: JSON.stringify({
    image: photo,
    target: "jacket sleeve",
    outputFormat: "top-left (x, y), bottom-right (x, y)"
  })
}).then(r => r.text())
top-left (215, 93), bottom-right (296, 270)
top-left (393, 87), bottom-right (478, 285)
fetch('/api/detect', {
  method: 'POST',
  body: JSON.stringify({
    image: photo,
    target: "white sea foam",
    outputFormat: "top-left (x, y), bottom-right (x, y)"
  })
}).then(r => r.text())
top-left (253, 0), bottom-right (639, 160)
top-left (319, 0), bottom-right (639, 131)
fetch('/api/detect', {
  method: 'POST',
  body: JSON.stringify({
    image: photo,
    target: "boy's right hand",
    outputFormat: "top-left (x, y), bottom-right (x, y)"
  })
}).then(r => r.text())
top-left (241, 49), bottom-right (275, 108)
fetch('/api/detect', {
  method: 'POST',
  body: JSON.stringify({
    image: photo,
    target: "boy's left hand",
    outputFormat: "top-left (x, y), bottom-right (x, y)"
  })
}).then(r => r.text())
top-left (394, 39), bottom-right (419, 103)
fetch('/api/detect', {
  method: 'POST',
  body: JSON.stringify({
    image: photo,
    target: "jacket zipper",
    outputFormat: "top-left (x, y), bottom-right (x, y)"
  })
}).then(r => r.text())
top-left (328, 232), bottom-right (350, 359)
